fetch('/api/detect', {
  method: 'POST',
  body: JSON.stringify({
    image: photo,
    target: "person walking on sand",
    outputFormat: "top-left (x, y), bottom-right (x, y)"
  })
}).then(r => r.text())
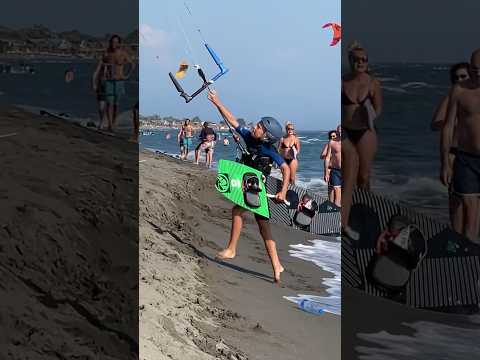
top-left (321, 130), bottom-right (338, 202)
top-left (92, 35), bottom-right (136, 132)
top-left (341, 125), bottom-right (360, 240)
top-left (342, 41), bottom-right (383, 189)
top-left (431, 62), bottom-right (470, 233)
top-left (177, 123), bottom-right (186, 159)
top-left (207, 89), bottom-right (290, 283)
top-left (441, 49), bottom-right (480, 243)
top-left (278, 121), bottom-right (301, 184)
top-left (183, 119), bottom-right (194, 159)
top-left (324, 129), bottom-right (342, 207)
top-left (195, 122), bottom-right (217, 167)
top-left (177, 119), bottom-right (193, 160)
top-left (129, 101), bottom-right (139, 143)
top-left (92, 61), bottom-right (107, 129)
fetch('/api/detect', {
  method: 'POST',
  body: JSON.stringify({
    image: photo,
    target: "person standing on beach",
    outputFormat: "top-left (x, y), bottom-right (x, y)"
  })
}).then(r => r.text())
top-left (431, 62), bottom-right (470, 233)
top-left (177, 119), bottom-right (193, 160)
top-left (324, 130), bottom-right (342, 207)
top-left (92, 62), bottom-right (107, 129)
top-left (341, 126), bottom-right (360, 240)
top-left (92, 35), bottom-right (136, 132)
top-left (321, 130), bottom-right (337, 203)
top-left (441, 49), bottom-right (480, 243)
top-left (183, 119), bottom-right (194, 159)
top-left (342, 42), bottom-right (383, 189)
top-left (195, 122), bottom-right (217, 167)
top-left (207, 89), bottom-right (290, 283)
top-left (129, 101), bottom-right (139, 143)
top-left (278, 121), bottom-right (301, 184)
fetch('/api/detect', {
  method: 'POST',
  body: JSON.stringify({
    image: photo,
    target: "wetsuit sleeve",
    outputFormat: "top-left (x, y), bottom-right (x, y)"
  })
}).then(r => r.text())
top-left (235, 126), bottom-right (252, 141)
top-left (261, 146), bottom-right (285, 167)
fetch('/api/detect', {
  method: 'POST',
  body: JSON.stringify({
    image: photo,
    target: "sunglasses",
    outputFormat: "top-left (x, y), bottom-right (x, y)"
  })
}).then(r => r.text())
top-left (455, 74), bottom-right (468, 81)
top-left (287, 127), bottom-right (294, 131)
top-left (353, 56), bottom-right (368, 63)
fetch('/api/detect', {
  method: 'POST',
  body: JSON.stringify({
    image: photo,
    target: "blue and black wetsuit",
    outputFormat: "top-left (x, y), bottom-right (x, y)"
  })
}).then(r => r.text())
top-left (235, 126), bottom-right (285, 221)
top-left (235, 126), bottom-right (285, 173)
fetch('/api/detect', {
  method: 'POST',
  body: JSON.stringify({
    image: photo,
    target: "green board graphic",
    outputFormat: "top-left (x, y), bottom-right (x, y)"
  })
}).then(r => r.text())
top-left (216, 159), bottom-right (270, 218)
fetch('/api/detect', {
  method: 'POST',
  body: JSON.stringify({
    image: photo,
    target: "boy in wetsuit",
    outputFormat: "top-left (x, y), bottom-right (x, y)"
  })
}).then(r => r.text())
top-left (207, 90), bottom-right (290, 283)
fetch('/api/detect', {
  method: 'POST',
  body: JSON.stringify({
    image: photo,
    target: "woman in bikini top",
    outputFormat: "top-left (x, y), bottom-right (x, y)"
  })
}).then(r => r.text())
top-left (278, 122), bottom-right (301, 184)
top-left (341, 43), bottom-right (383, 190)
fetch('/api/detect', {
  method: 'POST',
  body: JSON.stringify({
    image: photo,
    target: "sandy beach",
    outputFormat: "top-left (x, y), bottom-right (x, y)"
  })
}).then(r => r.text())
top-left (0, 106), bottom-right (138, 359)
top-left (140, 151), bottom-right (340, 360)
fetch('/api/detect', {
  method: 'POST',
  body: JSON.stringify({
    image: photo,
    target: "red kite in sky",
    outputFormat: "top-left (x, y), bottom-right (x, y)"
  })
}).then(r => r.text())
top-left (322, 23), bottom-right (341, 46)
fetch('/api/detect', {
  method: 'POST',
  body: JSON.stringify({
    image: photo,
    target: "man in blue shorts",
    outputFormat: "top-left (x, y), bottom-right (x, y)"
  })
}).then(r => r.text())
top-left (207, 90), bottom-right (290, 283)
top-left (324, 129), bottom-right (342, 207)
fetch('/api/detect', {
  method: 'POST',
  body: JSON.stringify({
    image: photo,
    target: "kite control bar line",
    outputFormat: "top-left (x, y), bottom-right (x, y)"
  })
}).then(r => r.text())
top-left (169, 44), bottom-right (229, 103)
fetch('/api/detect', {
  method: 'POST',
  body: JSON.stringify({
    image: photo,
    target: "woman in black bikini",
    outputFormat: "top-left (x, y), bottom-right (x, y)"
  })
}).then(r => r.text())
top-left (342, 42), bottom-right (383, 189)
top-left (278, 122), bottom-right (301, 184)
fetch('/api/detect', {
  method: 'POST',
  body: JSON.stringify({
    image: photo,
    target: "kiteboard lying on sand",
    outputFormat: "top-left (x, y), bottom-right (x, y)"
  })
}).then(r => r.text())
top-left (342, 188), bottom-right (480, 311)
top-left (265, 176), bottom-right (341, 236)
top-left (216, 160), bottom-right (341, 236)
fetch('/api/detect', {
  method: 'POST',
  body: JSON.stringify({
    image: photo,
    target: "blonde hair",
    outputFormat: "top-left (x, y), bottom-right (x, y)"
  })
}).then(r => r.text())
top-left (284, 121), bottom-right (296, 136)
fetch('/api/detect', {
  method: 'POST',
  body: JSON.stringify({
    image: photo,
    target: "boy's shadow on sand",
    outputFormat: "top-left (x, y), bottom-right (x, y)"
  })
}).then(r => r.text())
top-left (149, 222), bottom-right (275, 283)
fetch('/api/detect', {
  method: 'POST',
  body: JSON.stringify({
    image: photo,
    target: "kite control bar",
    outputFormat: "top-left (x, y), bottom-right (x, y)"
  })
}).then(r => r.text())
top-left (267, 193), bottom-right (291, 206)
top-left (169, 43), bottom-right (229, 103)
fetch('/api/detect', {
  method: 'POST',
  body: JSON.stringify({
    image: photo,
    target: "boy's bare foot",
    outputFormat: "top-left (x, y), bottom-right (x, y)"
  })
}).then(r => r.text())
top-left (274, 266), bottom-right (285, 283)
top-left (215, 249), bottom-right (236, 260)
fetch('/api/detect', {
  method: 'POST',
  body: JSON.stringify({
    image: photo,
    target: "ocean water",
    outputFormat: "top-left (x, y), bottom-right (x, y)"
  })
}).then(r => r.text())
top-left (0, 60), bottom-right (138, 118)
top-left (356, 316), bottom-right (480, 359)
top-left (368, 63), bottom-right (454, 223)
top-left (285, 237), bottom-right (341, 315)
top-left (140, 128), bottom-right (331, 196)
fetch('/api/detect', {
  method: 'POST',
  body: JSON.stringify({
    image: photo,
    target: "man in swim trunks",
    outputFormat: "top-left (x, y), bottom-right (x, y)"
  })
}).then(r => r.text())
top-left (432, 62), bottom-right (470, 233)
top-left (207, 89), bottom-right (290, 283)
top-left (441, 49), bottom-right (480, 243)
top-left (93, 35), bottom-right (136, 132)
top-left (324, 129), bottom-right (342, 207)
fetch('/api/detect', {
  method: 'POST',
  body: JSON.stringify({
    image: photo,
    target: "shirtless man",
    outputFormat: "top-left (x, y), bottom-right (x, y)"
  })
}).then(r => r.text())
top-left (432, 63), bottom-right (470, 233)
top-left (325, 127), bottom-right (342, 207)
top-left (93, 35), bottom-right (136, 132)
top-left (441, 49), bottom-right (480, 243)
top-left (183, 119), bottom-right (194, 158)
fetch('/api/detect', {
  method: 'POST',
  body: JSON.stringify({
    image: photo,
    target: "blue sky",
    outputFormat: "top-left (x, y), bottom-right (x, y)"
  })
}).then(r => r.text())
top-left (140, 0), bottom-right (340, 131)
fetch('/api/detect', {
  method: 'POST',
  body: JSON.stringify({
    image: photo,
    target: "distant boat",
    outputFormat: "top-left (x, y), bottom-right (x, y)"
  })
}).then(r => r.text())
top-left (141, 131), bottom-right (154, 136)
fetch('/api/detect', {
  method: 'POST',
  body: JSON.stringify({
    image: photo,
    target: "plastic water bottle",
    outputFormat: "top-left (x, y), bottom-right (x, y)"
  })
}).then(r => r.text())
top-left (298, 299), bottom-right (324, 315)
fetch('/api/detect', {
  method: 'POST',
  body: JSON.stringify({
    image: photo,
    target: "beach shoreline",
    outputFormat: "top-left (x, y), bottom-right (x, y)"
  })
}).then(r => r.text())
top-left (140, 151), bottom-right (340, 360)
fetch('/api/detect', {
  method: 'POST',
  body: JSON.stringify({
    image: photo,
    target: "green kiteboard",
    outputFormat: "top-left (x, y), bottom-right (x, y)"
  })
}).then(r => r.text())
top-left (216, 159), bottom-right (270, 218)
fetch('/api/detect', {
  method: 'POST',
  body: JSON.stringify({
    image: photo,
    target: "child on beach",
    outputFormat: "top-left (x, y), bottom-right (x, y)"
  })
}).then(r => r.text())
top-left (207, 89), bottom-right (290, 283)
